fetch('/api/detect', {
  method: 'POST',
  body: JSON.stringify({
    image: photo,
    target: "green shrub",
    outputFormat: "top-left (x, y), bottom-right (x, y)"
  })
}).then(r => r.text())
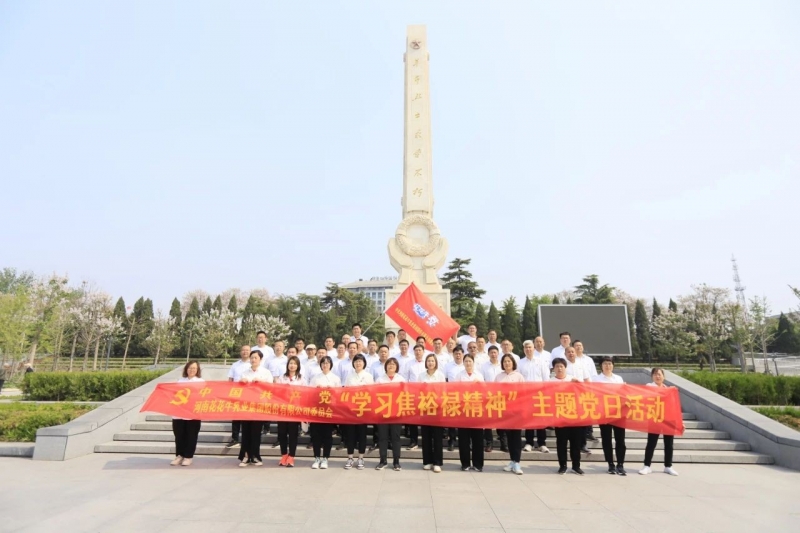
top-left (0, 403), bottom-right (96, 442)
top-left (678, 372), bottom-right (800, 406)
top-left (752, 406), bottom-right (800, 431)
top-left (21, 370), bottom-right (170, 401)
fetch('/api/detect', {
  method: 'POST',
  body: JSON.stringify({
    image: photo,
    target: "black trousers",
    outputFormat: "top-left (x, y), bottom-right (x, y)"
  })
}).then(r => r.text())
top-left (599, 424), bottom-right (626, 466)
top-left (346, 424), bottom-right (368, 455)
top-left (311, 423), bottom-right (333, 458)
top-left (644, 433), bottom-right (674, 468)
top-left (458, 428), bottom-right (484, 469)
top-left (506, 429), bottom-right (522, 463)
top-left (172, 419), bottom-right (201, 459)
top-left (555, 427), bottom-right (581, 469)
top-left (378, 424), bottom-right (402, 463)
top-left (421, 425), bottom-right (443, 466)
top-left (483, 428), bottom-right (493, 446)
top-left (239, 421), bottom-right (263, 462)
top-left (524, 428), bottom-right (547, 447)
top-left (406, 424), bottom-right (418, 444)
top-left (231, 421), bottom-right (242, 442)
top-left (447, 427), bottom-right (458, 442)
top-left (277, 421), bottom-right (299, 456)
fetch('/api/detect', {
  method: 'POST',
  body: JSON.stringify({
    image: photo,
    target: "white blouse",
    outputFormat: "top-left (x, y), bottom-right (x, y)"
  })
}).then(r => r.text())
top-left (345, 370), bottom-right (375, 387)
top-left (376, 373), bottom-right (406, 384)
top-left (240, 367), bottom-right (274, 383)
top-left (311, 371), bottom-right (341, 388)
top-left (455, 370), bottom-right (484, 382)
top-left (275, 374), bottom-right (305, 386)
top-left (594, 373), bottom-right (624, 384)
top-left (416, 370), bottom-right (446, 383)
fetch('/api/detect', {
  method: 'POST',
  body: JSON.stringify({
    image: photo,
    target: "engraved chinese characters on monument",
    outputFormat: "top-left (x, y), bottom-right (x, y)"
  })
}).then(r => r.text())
top-left (387, 25), bottom-right (451, 324)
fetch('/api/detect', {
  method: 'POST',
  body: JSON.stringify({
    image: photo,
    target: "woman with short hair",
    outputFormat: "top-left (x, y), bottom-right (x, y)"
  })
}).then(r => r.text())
top-left (551, 356), bottom-right (583, 475)
top-left (455, 354), bottom-right (485, 472)
top-left (375, 357), bottom-right (405, 471)
top-left (417, 354), bottom-right (446, 472)
top-left (344, 354), bottom-right (374, 470)
top-left (171, 360), bottom-right (204, 467)
top-left (595, 356), bottom-right (627, 475)
top-left (238, 351), bottom-right (274, 467)
top-left (496, 354), bottom-right (525, 475)
top-left (639, 367), bottom-right (679, 476)
top-left (275, 355), bottom-right (305, 467)
top-left (310, 355), bottom-right (341, 469)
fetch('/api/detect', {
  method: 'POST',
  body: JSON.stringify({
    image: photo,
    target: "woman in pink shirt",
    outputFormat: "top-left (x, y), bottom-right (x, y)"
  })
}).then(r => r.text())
top-left (496, 354), bottom-right (525, 475)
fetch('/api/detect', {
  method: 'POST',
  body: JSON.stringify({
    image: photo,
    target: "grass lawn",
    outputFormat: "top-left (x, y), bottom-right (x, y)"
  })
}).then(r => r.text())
top-left (0, 402), bottom-right (96, 442)
top-left (752, 406), bottom-right (800, 432)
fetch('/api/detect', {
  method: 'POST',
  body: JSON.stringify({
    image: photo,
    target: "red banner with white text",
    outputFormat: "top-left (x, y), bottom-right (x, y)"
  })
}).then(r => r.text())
top-left (142, 381), bottom-right (685, 435)
top-left (384, 282), bottom-right (460, 350)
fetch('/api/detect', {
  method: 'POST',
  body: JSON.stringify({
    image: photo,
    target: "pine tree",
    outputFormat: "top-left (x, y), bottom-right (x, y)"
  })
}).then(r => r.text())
top-left (566, 297), bottom-right (573, 304)
top-left (626, 303), bottom-right (640, 358)
top-left (552, 296), bottom-right (560, 304)
top-left (113, 297), bottom-right (126, 320)
top-left (202, 296), bottom-right (213, 314)
top-left (652, 298), bottom-right (662, 320)
top-left (212, 295), bottom-right (223, 312)
top-left (500, 297), bottom-right (521, 349)
top-left (227, 295), bottom-right (238, 314)
top-left (112, 297), bottom-right (127, 356)
top-left (169, 298), bottom-right (182, 328)
top-left (634, 299), bottom-right (652, 362)
top-left (186, 298), bottom-right (201, 321)
top-left (441, 258), bottom-right (486, 327)
top-left (487, 302), bottom-right (503, 339)
top-left (521, 296), bottom-right (537, 342)
top-left (770, 313), bottom-right (800, 354)
top-left (668, 298), bottom-right (678, 312)
top-left (472, 303), bottom-right (488, 336)
top-left (574, 274), bottom-right (615, 304)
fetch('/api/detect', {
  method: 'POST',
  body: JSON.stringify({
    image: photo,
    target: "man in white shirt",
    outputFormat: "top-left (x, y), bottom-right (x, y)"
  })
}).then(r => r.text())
top-left (444, 347), bottom-right (465, 382)
top-left (226, 344), bottom-right (251, 447)
top-left (501, 339), bottom-right (520, 364)
top-left (518, 339), bottom-right (551, 453)
top-left (332, 342), bottom-right (348, 373)
top-left (294, 338), bottom-right (306, 359)
top-left (445, 337), bottom-right (457, 356)
top-left (370, 344), bottom-right (391, 381)
top-left (549, 331), bottom-right (571, 366)
top-left (271, 345), bottom-right (295, 377)
top-left (432, 337), bottom-right (451, 369)
top-left (403, 344), bottom-right (427, 450)
top-left (364, 340), bottom-right (380, 368)
top-left (457, 324), bottom-right (478, 353)
top-left (572, 340), bottom-right (599, 445)
top-left (474, 335), bottom-right (490, 366)
top-left (298, 342), bottom-right (313, 366)
top-left (487, 330), bottom-right (502, 354)
top-left (397, 329), bottom-right (408, 343)
top-left (481, 346), bottom-right (503, 452)
top-left (323, 336), bottom-right (336, 356)
top-left (394, 339), bottom-right (413, 372)
top-left (385, 331), bottom-right (400, 356)
top-left (533, 336), bottom-right (552, 368)
top-left (336, 342), bottom-right (359, 384)
top-left (350, 323), bottom-right (369, 348)
top-left (253, 330), bottom-right (276, 366)
top-left (303, 346), bottom-right (322, 384)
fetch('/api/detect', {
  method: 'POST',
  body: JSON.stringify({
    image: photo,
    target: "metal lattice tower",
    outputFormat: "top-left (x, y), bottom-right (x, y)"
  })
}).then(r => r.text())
top-left (732, 254), bottom-right (748, 322)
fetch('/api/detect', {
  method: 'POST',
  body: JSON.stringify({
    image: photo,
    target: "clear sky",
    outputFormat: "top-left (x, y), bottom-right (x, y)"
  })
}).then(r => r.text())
top-left (1, 1), bottom-right (798, 314)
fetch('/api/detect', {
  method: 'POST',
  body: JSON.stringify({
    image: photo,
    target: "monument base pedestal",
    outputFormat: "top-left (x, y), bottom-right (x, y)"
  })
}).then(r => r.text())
top-left (384, 285), bottom-right (451, 331)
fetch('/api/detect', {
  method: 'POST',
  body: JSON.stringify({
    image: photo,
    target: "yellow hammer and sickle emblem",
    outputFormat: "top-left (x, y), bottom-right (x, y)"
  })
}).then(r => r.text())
top-left (170, 388), bottom-right (191, 406)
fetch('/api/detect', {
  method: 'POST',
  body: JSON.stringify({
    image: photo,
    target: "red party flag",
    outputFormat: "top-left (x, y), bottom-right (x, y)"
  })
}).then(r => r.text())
top-left (384, 282), bottom-right (460, 350)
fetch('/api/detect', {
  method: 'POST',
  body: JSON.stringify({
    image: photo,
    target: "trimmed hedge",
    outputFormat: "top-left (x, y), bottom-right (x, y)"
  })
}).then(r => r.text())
top-left (752, 406), bottom-right (800, 431)
top-left (679, 371), bottom-right (800, 406)
top-left (21, 370), bottom-right (170, 401)
top-left (0, 403), bottom-right (96, 442)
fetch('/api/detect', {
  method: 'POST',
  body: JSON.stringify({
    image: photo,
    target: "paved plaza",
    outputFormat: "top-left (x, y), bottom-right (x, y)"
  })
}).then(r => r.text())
top-left (2, 454), bottom-right (798, 533)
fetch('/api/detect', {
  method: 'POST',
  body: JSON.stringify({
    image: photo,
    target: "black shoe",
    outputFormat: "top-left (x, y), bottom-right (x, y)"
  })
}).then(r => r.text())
top-left (447, 440), bottom-right (454, 452)
top-left (500, 444), bottom-right (508, 453)
top-left (607, 465), bottom-right (616, 475)
top-left (473, 467), bottom-right (482, 472)
top-left (485, 445), bottom-right (493, 453)
top-left (581, 447), bottom-right (591, 455)
top-left (616, 465), bottom-right (627, 476)
top-left (407, 442), bottom-right (419, 450)
top-left (225, 439), bottom-right (239, 448)
top-left (586, 435), bottom-right (598, 442)
top-left (368, 445), bottom-right (378, 453)
top-left (558, 466), bottom-right (567, 475)
top-left (572, 467), bottom-right (585, 476)
top-left (393, 462), bottom-right (402, 471)
top-left (375, 461), bottom-right (388, 470)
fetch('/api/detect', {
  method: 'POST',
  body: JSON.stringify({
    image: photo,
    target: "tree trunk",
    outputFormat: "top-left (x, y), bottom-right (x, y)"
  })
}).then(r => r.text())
top-left (28, 340), bottom-right (38, 366)
top-left (82, 333), bottom-right (93, 372)
top-left (186, 330), bottom-right (193, 362)
top-left (122, 317), bottom-right (136, 371)
top-left (154, 341), bottom-right (161, 366)
top-left (762, 340), bottom-right (771, 375)
top-left (737, 343), bottom-right (746, 373)
top-left (52, 328), bottom-right (64, 371)
top-left (92, 336), bottom-right (101, 371)
top-left (68, 334), bottom-right (78, 372)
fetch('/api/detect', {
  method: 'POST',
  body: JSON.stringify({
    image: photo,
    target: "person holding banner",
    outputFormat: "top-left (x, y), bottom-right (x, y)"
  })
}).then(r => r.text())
top-left (481, 346), bottom-right (503, 453)
top-left (238, 351), bottom-right (274, 467)
top-left (594, 356), bottom-right (627, 475)
top-left (310, 355), bottom-right (340, 469)
top-left (551, 356), bottom-right (584, 475)
top-left (375, 357), bottom-right (405, 471)
top-left (344, 354), bottom-right (374, 470)
top-left (519, 338), bottom-right (551, 453)
top-left (171, 360), bottom-right (204, 467)
top-left (275, 356), bottom-right (304, 467)
top-left (640, 368), bottom-right (679, 477)
top-left (496, 354), bottom-right (525, 475)
top-left (456, 354), bottom-right (485, 472)
top-left (416, 354), bottom-right (446, 472)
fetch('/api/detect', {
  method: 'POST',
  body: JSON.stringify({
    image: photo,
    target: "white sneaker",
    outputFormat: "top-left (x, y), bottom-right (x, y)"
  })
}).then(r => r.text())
top-left (344, 458), bottom-right (354, 470)
top-left (523, 444), bottom-right (533, 452)
top-left (539, 445), bottom-right (550, 453)
top-left (320, 458), bottom-right (329, 469)
top-left (512, 462), bottom-right (523, 475)
top-left (252, 459), bottom-right (262, 466)
top-left (638, 466), bottom-right (652, 475)
top-left (433, 465), bottom-right (441, 473)
top-left (311, 457), bottom-right (320, 469)
top-left (170, 456), bottom-right (183, 466)
top-left (356, 458), bottom-right (365, 470)
top-left (503, 461), bottom-right (514, 472)
top-left (423, 464), bottom-right (432, 470)
top-left (239, 461), bottom-right (249, 468)
top-left (664, 467), bottom-right (679, 476)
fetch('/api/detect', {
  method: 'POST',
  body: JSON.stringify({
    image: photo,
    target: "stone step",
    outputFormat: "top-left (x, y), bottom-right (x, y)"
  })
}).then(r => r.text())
top-left (111, 430), bottom-right (752, 451)
top-left (129, 421), bottom-right (729, 440)
top-left (93, 440), bottom-right (773, 464)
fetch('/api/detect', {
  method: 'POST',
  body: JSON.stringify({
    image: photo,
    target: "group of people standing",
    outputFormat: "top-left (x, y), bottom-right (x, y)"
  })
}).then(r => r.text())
top-left (170, 324), bottom-right (679, 477)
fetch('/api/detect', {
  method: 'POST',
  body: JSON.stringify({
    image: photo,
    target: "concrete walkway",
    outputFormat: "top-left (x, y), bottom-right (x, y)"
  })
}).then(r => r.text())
top-left (1, 455), bottom-right (798, 533)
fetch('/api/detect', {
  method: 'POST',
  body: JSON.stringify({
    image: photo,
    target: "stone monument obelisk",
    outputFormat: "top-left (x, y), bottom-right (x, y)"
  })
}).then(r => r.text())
top-left (386, 25), bottom-right (450, 328)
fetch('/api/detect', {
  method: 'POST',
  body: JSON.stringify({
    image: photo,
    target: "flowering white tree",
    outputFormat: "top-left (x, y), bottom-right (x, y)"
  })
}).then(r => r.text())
top-left (680, 284), bottom-right (733, 372)
top-left (196, 309), bottom-right (238, 361)
top-left (144, 312), bottom-right (179, 366)
top-left (239, 314), bottom-right (292, 345)
top-left (748, 296), bottom-right (777, 375)
top-left (652, 309), bottom-right (698, 369)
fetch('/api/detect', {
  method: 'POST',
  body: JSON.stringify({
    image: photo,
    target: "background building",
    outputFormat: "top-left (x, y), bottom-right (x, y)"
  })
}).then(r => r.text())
top-left (341, 277), bottom-right (398, 312)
